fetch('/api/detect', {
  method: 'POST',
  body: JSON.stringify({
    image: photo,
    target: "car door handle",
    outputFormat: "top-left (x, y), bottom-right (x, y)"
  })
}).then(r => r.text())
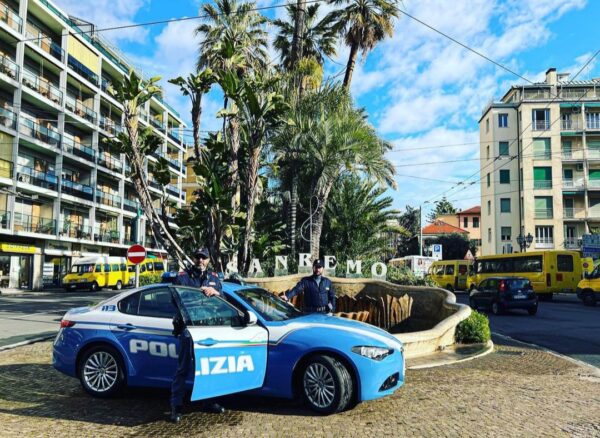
top-left (117, 323), bottom-right (137, 331)
top-left (196, 338), bottom-right (217, 347)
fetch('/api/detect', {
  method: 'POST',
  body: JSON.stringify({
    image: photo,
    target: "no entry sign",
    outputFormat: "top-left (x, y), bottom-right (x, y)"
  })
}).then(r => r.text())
top-left (127, 244), bottom-right (146, 265)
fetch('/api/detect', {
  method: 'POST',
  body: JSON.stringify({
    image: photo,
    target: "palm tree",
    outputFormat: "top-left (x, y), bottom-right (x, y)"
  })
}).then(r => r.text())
top-left (299, 85), bottom-right (396, 258)
top-left (273, 3), bottom-right (339, 70)
top-left (327, 0), bottom-right (399, 89)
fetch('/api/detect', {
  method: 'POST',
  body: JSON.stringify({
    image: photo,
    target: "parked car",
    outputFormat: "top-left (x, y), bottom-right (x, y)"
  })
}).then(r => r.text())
top-left (53, 283), bottom-right (405, 414)
top-left (469, 277), bottom-right (538, 315)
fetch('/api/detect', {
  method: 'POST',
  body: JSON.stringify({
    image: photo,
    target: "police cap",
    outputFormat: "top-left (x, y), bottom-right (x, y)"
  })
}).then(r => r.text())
top-left (193, 248), bottom-right (210, 258)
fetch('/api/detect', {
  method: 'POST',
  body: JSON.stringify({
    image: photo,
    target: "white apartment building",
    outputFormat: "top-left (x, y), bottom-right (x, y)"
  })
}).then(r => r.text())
top-left (480, 68), bottom-right (600, 256)
top-left (0, 0), bottom-right (186, 289)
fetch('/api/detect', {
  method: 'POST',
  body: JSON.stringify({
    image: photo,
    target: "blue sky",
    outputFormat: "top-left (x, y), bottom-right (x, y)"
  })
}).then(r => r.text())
top-left (54, 0), bottom-right (600, 218)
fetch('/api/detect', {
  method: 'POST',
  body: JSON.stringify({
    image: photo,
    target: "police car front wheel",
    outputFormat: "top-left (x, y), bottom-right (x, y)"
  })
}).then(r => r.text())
top-left (78, 345), bottom-right (125, 398)
top-left (301, 355), bottom-right (353, 415)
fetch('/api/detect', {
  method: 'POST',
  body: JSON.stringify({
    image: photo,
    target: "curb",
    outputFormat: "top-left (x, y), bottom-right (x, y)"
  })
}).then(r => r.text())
top-left (0, 334), bottom-right (56, 352)
top-left (407, 340), bottom-right (494, 370)
top-left (492, 332), bottom-right (600, 375)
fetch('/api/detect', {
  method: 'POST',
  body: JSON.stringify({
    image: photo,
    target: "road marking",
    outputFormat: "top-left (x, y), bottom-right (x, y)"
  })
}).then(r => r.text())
top-left (493, 332), bottom-right (600, 375)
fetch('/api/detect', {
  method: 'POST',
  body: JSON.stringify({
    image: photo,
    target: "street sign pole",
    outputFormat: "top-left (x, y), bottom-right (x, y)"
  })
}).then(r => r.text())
top-left (135, 263), bottom-right (140, 288)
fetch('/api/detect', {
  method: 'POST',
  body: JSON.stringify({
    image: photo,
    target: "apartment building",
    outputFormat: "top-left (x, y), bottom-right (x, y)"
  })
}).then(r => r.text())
top-left (480, 67), bottom-right (600, 255)
top-left (0, 0), bottom-right (186, 289)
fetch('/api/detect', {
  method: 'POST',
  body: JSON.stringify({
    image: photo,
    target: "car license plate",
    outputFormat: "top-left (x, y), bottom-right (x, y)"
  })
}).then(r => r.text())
top-left (514, 294), bottom-right (526, 300)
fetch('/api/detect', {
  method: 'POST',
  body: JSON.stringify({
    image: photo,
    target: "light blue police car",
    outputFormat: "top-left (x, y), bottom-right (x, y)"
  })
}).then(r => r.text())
top-left (52, 282), bottom-right (405, 414)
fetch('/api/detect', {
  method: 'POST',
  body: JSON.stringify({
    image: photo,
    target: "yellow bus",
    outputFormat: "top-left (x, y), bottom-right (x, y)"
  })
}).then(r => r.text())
top-left (429, 260), bottom-right (473, 291)
top-left (468, 250), bottom-right (585, 300)
top-left (126, 257), bottom-right (166, 285)
top-left (63, 256), bottom-right (130, 291)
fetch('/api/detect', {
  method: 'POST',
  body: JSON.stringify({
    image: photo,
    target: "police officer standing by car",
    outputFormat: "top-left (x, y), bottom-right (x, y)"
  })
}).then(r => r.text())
top-left (170, 247), bottom-right (225, 423)
top-left (281, 259), bottom-right (335, 313)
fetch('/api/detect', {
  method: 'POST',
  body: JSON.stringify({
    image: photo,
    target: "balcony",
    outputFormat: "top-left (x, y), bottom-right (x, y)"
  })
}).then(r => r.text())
top-left (587, 119), bottom-right (600, 130)
top-left (524, 90), bottom-right (551, 100)
top-left (97, 151), bottom-right (123, 173)
top-left (96, 190), bottom-right (121, 208)
top-left (166, 184), bottom-right (180, 197)
top-left (0, 157), bottom-right (12, 178)
top-left (561, 119), bottom-right (582, 131)
top-left (99, 116), bottom-right (123, 136)
top-left (562, 179), bottom-right (584, 190)
top-left (563, 208), bottom-right (585, 219)
top-left (167, 156), bottom-right (180, 171)
top-left (532, 120), bottom-right (550, 131)
top-left (22, 69), bottom-right (63, 105)
top-left (65, 96), bottom-right (97, 124)
top-left (532, 152), bottom-right (551, 161)
top-left (588, 180), bottom-right (600, 189)
top-left (561, 150), bottom-right (583, 160)
top-left (61, 179), bottom-right (94, 201)
top-left (0, 210), bottom-right (9, 229)
top-left (100, 78), bottom-right (116, 97)
top-left (150, 117), bottom-right (165, 131)
top-left (63, 136), bottom-right (95, 162)
top-left (564, 237), bottom-right (582, 249)
top-left (19, 118), bottom-right (61, 148)
top-left (168, 128), bottom-right (182, 144)
top-left (123, 198), bottom-right (140, 213)
top-left (148, 179), bottom-right (161, 191)
top-left (25, 22), bottom-right (64, 62)
top-left (534, 237), bottom-right (554, 249)
top-left (94, 227), bottom-right (120, 243)
top-left (533, 180), bottom-right (552, 189)
top-left (0, 54), bottom-right (19, 80)
top-left (534, 208), bottom-right (553, 219)
top-left (67, 55), bottom-right (99, 86)
top-left (0, 2), bottom-right (22, 33)
top-left (13, 212), bottom-right (56, 235)
top-left (59, 222), bottom-right (92, 240)
top-left (0, 106), bottom-right (16, 130)
top-left (16, 164), bottom-right (58, 190)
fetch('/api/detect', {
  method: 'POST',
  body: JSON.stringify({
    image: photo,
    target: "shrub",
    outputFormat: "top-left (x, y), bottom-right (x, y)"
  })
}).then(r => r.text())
top-left (455, 310), bottom-right (491, 344)
top-left (139, 273), bottom-right (163, 286)
top-left (387, 266), bottom-right (437, 287)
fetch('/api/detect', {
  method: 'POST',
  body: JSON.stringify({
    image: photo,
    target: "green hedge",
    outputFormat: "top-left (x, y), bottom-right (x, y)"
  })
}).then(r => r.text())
top-left (139, 273), bottom-right (163, 286)
top-left (455, 310), bottom-right (491, 344)
top-left (387, 266), bottom-right (437, 287)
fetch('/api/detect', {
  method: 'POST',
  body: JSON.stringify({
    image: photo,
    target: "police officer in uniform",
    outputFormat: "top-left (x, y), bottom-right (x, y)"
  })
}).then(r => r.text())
top-left (282, 259), bottom-right (335, 313)
top-left (170, 248), bottom-right (225, 423)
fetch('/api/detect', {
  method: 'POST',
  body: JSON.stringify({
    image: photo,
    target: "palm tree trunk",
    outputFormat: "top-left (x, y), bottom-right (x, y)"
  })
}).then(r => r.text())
top-left (290, 0), bottom-right (306, 68)
top-left (191, 93), bottom-right (203, 161)
top-left (343, 41), bottom-right (359, 90)
top-left (289, 170), bottom-right (299, 262)
top-left (241, 146), bottom-right (261, 273)
top-left (228, 115), bottom-right (241, 210)
top-left (310, 181), bottom-right (334, 260)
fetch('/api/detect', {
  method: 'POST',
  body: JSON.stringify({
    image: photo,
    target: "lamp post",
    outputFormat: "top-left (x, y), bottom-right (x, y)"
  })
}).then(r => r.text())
top-left (419, 201), bottom-right (429, 256)
top-left (516, 232), bottom-right (534, 252)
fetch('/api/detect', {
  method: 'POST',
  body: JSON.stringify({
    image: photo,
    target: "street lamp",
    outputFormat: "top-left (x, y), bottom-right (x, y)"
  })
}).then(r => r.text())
top-left (419, 201), bottom-right (429, 256)
top-left (516, 232), bottom-right (534, 252)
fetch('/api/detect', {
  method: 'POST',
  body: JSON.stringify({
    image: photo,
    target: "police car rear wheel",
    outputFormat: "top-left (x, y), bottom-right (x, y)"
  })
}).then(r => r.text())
top-left (302, 355), bottom-right (353, 415)
top-left (79, 346), bottom-right (125, 398)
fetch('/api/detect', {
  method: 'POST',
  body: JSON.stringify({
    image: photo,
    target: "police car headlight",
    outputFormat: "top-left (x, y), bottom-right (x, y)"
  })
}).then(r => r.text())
top-left (352, 346), bottom-right (393, 361)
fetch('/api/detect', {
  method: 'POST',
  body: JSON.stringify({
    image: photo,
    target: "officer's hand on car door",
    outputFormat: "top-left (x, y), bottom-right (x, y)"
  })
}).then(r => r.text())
top-left (201, 286), bottom-right (220, 297)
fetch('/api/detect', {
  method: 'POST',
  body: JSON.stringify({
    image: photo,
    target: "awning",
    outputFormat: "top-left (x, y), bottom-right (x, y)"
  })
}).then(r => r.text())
top-left (560, 103), bottom-right (581, 108)
top-left (584, 103), bottom-right (600, 108)
top-left (561, 132), bottom-right (582, 136)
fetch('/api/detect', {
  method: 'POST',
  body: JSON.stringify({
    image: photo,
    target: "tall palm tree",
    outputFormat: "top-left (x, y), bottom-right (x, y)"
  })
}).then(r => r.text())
top-left (327, 0), bottom-right (399, 89)
top-left (273, 3), bottom-right (339, 70)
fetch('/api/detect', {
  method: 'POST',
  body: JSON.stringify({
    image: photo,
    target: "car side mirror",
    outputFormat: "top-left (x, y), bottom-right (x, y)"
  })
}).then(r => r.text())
top-left (245, 311), bottom-right (258, 326)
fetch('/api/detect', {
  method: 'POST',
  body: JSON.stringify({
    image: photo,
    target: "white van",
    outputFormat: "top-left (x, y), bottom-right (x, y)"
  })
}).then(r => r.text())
top-left (389, 256), bottom-right (437, 278)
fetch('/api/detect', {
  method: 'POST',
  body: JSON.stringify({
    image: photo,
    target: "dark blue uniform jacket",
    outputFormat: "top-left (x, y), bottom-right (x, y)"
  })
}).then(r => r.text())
top-left (285, 275), bottom-right (335, 312)
top-left (173, 268), bottom-right (223, 292)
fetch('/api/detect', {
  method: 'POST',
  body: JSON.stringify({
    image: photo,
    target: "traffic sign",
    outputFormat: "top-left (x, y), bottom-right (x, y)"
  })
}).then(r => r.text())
top-left (432, 244), bottom-right (443, 260)
top-left (127, 244), bottom-right (146, 265)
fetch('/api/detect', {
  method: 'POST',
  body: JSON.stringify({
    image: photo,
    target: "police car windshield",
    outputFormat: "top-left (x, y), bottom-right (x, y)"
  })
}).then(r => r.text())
top-left (236, 288), bottom-right (303, 322)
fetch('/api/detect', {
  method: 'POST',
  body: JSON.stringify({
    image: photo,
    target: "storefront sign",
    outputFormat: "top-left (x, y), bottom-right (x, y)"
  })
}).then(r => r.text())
top-left (0, 243), bottom-right (37, 254)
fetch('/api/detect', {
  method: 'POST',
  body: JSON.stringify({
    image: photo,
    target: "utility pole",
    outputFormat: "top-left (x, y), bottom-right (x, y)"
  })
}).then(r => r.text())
top-left (419, 205), bottom-right (423, 256)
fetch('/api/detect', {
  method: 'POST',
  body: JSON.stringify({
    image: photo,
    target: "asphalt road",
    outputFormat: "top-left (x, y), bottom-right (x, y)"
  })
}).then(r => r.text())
top-left (0, 290), bottom-right (120, 348)
top-left (455, 292), bottom-right (600, 368)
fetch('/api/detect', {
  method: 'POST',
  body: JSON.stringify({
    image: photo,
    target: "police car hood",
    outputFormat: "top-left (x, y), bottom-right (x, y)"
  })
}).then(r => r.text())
top-left (280, 313), bottom-right (403, 349)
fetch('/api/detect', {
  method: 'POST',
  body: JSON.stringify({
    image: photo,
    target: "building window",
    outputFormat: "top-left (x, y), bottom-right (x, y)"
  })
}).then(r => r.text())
top-left (500, 169), bottom-right (510, 184)
top-left (487, 173), bottom-right (490, 187)
top-left (535, 226), bottom-right (554, 245)
top-left (500, 198), bottom-right (511, 213)
top-left (487, 201), bottom-right (491, 215)
top-left (486, 145), bottom-right (490, 160)
top-left (473, 217), bottom-right (479, 228)
top-left (533, 138), bottom-right (551, 160)
top-left (533, 167), bottom-right (552, 189)
top-left (501, 226), bottom-right (511, 241)
top-left (499, 141), bottom-right (509, 156)
top-left (488, 228), bottom-right (492, 243)
top-left (499, 113), bottom-right (508, 128)
top-left (534, 196), bottom-right (553, 219)
top-left (463, 217), bottom-right (468, 228)
top-left (486, 118), bottom-right (489, 133)
top-left (532, 109), bottom-right (550, 130)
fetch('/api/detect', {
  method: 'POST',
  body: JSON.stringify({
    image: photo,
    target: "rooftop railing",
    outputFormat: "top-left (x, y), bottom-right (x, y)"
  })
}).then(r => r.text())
top-left (22, 68), bottom-right (63, 105)
top-left (62, 136), bottom-right (95, 162)
top-left (0, 54), bottom-right (18, 80)
top-left (61, 179), bottom-right (94, 201)
top-left (0, 2), bottom-right (22, 33)
top-left (16, 164), bottom-right (58, 190)
top-left (13, 212), bottom-right (56, 234)
top-left (19, 118), bottom-right (61, 148)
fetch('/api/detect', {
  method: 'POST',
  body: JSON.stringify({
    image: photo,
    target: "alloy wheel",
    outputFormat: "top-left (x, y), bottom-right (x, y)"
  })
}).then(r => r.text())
top-left (83, 351), bottom-right (118, 392)
top-left (303, 363), bottom-right (336, 408)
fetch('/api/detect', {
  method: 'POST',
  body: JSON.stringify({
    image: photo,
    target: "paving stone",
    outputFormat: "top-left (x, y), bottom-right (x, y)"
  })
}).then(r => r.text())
top-left (0, 341), bottom-right (598, 437)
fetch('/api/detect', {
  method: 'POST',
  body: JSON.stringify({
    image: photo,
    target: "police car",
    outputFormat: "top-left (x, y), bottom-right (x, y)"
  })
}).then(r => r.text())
top-left (52, 282), bottom-right (405, 414)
